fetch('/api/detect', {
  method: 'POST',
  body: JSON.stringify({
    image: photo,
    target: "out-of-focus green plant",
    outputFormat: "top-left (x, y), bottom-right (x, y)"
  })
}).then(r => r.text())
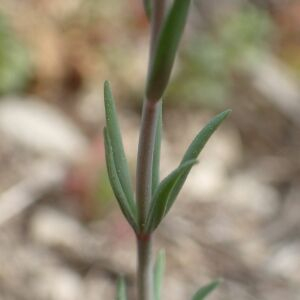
top-left (0, 14), bottom-right (31, 94)
top-left (103, 1), bottom-right (230, 300)
top-left (168, 5), bottom-right (273, 108)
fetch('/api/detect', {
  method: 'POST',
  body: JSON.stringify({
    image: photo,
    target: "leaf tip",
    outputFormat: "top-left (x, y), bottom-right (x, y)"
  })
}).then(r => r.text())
top-left (212, 278), bottom-right (222, 287)
top-left (224, 108), bottom-right (232, 116)
top-left (155, 249), bottom-right (166, 267)
top-left (219, 109), bottom-right (232, 121)
top-left (116, 275), bottom-right (127, 300)
top-left (158, 248), bottom-right (166, 257)
top-left (213, 109), bottom-right (232, 129)
top-left (192, 279), bottom-right (221, 300)
top-left (104, 80), bottom-right (112, 99)
top-left (117, 275), bottom-right (125, 286)
top-left (104, 79), bottom-right (110, 89)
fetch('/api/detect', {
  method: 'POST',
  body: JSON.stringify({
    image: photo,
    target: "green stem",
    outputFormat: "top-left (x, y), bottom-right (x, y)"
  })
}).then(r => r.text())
top-left (136, 1), bottom-right (166, 300)
top-left (137, 235), bottom-right (153, 300)
top-left (136, 99), bottom-right (161, 230)
top-left (136, 98), bottom-right (160, 300)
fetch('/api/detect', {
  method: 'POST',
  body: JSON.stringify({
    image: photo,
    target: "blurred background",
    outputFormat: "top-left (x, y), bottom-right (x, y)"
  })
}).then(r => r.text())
top-left (0, 0), bottom-right (299, 299)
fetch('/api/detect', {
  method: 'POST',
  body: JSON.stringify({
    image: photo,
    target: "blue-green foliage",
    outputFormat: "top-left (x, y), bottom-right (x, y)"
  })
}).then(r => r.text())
top-left (146, 0), bottom-right (192, 101)
top-left (107, 1), bottom-right (231, 299)
top-left (145, 110), bottom-right (231, 232)
top-left (192, 280), bottom-right (220, 300)
top-left (103, 81), bottom-right (137, 231)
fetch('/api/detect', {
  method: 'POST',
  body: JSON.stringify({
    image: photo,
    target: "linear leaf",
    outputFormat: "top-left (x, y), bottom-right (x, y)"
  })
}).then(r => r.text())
top-left (116, 277), bottom-right (127, 300)
top-left (152, 101), bottom-right (162, 195)
top-left (181, 110), bottom-right (231, 163)
top-left (165, 109), bottom-right (231, 214)
top-left (145, 160), bottom-right (197, 232)
top-left (154, 250), bottom-right (166, 300)
top-left (104, 81), bottom-right (134, 207)
top-left (104, 128), bottom-right (137, 231)
top-left (192, 280), bottom-right (220, 300)
top-left (146, 0), bottom-right (192, 101)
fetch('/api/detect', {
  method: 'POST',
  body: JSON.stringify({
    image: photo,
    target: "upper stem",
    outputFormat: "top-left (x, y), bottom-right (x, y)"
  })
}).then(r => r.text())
top-left (136, 99), bottom-right (161, 231)
top-left (137, 0), bottom-right (166, 234)
top-left (136, 0), bottom-right (166, 300)
top-left (136, 2), bottom-right (166, 300)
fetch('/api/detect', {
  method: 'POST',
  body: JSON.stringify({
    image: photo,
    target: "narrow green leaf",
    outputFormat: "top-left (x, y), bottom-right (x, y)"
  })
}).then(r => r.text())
top-left (192, 280), bottom-right (220, 300)
top-left (116, 277), bottom-right (127, 300)
top-left (104, 128), bottom-right (137, 231)
top-left (146, 0), bottom-right (192, 101)
top-left (165, 109), bottom-right (231, 214)
top-left (181, 110), bottom-right (231, 163)
top-left (143, 0), bottom-right (152, 19)
top-left (146, 110), bottom-right (231, 233)
top-left (154, 250), bottom-right (166, 300)
top-left (152, 101), bottom-right (162, 195)
top-left (145, 160), bottom-right (198, 232)
top-left (104, 81), bottom-right (134, 207)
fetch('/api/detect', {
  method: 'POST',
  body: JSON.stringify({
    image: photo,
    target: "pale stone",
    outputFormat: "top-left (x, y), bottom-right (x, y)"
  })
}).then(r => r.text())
top-left (0, 98), bottom-right (88, 161)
